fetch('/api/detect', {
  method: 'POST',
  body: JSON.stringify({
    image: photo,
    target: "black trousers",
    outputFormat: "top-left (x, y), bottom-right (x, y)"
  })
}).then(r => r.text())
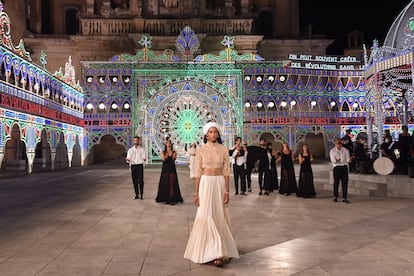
top-left (245, 166), bottom-right (252, 190)
top-left (333, 165), bottom-right (348, 199)
top-left (233, 164), bottom-right (246, 193)
top-left (131, 164), bottom-right (144, 196)
top-left (258, 166), bottom-right (270, 191)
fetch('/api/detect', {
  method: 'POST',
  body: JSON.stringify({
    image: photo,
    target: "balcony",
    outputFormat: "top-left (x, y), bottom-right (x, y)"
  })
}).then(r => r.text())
top-left (80, 18), bottom-right (253, 36)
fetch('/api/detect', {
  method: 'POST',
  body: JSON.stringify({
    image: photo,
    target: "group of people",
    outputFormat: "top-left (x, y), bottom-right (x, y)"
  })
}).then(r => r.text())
top-left (225, 137), bottom-right (317, 199)
top-left (125, 136), bottom-right (183, 204)
top-left (341, 126), bottom-right (414, 176)
top-left (124, 123), bottom-right (358, 268)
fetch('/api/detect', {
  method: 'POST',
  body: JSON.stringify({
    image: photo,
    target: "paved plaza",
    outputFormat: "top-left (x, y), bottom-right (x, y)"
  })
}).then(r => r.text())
top-left (0, 161), bottom-right (413, 276)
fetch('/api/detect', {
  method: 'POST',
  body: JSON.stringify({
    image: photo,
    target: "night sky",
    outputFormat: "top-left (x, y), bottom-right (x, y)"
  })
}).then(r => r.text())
top-left (299, 0), bottom-right (411, 54)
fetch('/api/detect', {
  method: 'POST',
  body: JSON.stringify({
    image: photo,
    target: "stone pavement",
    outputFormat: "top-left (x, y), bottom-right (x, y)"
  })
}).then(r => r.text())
top-left (0, 161), bottom-right (413, 276)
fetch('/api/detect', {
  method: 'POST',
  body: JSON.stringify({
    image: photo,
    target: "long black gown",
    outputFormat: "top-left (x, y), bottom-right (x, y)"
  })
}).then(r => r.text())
top-left (296, 155), bottom-right (316, 198)
top-left (269, 152), bottom-right (279, 191)
top-left (155, 153), bottom-right (183, 204)
top-left (279, 152), bottom-right (297, 195)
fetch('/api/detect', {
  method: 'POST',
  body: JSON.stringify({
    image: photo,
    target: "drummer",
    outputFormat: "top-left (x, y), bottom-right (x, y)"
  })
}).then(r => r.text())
top-left (381, 134), bottom-right (397, 173)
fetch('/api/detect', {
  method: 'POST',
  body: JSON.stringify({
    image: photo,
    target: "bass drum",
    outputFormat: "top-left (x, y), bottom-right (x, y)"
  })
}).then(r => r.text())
top-left (373, 157), bottom-right (394, 175)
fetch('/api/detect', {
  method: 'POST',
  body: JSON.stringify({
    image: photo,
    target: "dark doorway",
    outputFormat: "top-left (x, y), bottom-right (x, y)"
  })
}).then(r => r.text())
top-left (65, 8), bottom-right (79, 35)
top-left (256, 11), bottom-right (273, 38)
top-left (87, 135), bottom-right (126, 165)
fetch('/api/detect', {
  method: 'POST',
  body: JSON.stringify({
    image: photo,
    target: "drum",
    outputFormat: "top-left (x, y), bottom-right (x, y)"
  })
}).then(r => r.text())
top-left (373, 157), bottom-right (394, 175)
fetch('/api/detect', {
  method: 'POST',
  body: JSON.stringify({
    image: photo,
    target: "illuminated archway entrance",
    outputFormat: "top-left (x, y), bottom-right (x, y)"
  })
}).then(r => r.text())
top-left (137, 74), bottom-right (242, 163)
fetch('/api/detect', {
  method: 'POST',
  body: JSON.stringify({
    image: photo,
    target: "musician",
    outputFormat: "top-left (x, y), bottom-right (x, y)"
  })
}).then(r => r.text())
top-left (381, 134), bottom-right (397, 173)
top-left (330, 138), bottom-right (351, 203)
top-left (354, 137), bottom-right (372, 174)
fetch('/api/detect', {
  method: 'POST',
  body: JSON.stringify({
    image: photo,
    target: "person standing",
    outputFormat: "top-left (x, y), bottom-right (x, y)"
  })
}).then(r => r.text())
top-left (188, 143), bottom-right (197, 179)
top-left (184, 122), bottom-right (239, 267)
top-left (397, 125), bottom-right (412, 174)
top-left (232, 141), bottom-right (247, 195)
top-left (277, 142), bottom-right (297, 196)
top-left (267, 142), bottom-right (279, 192)
top-left (155, 139), bottom-right (183, 205)
top-left (296, 144), bottom-right (316, 198)
top-left (330, 138), bottom-right (351, 203)
top-left (244, 141), bottom-right (254, 192)
top-left (126, 136), bottom-right (147, 200)
top-left (342, 129), bottom-right (355, 172)
top-left (230, 137), bottom-right (243, 195)
top-left (257, 138), bottom-right (270, 195)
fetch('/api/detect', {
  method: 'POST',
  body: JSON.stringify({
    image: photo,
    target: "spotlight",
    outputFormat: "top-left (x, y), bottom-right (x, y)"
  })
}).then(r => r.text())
top-left (279, 75), bottom-right (286, 82)
top-left (86, 76), bottom-right (93, 83)
top-left (98, 103), bottom-right (105, 110)
top-left (244, 75), bottom-right (251, 82)
top-left (280, 101), bottom-right (287, 107)
top-left (290, 100), bottom-right (297, 106)
top-left (257, 101), bottom-right (263, 108)
top-left (268, 75), bottom-right (275, 82)
top-left (123, 76), bottom-right (130, 83)
top-left (267, 101), bottom-right (275, 108)
top-left (86, 103), bottom-right (94, 110)
top-left (256, 75), bottom-right (263, 83)
top-left (123, 103), bottom-right (130, 109)
top-left (310, 100), bottom-right (317, 107)
top-left (112, 76), bottom-right (118, 83)
top-left (99, 76), bottom-right (105, 83)
top-left (330, 101), bottom-right (336, 107)
top-left (245, 101), bottom-right (251, 108)
top-left (111, 103), bottom-right (118, 109)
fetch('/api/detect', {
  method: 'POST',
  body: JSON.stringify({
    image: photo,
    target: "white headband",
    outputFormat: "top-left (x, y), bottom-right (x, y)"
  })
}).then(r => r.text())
top-left (202, 122), bottom-right (221, 135)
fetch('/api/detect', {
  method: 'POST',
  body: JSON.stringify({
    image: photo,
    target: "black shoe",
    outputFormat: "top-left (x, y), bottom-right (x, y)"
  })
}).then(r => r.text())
top-left (264, 191), bottom-right (270, 195)
top-left (248, 189), bottom-right (252, 192)
top-left (140, 195), bottom-right (144, 200)
top-left (241, 192), bottom-right (246, 195)
top-left (258, 191), bottom-right (262, 195)
top-left (134, 195), bottom-right (139, 200)
top-left (234, 192), bottom-right (238, 195)
top-left (343, 199), bottom-right (351, 203)
top-left (333, 198), bottom-right (338, 202)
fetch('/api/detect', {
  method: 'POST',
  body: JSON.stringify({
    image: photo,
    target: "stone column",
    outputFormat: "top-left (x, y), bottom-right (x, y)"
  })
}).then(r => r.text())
top-left (31, 0), bottom-right (42, 34)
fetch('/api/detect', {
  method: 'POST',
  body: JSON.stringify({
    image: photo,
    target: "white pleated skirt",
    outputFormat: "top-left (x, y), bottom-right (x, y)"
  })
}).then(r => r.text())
top-left (184, 175), bottom-right (240, 263)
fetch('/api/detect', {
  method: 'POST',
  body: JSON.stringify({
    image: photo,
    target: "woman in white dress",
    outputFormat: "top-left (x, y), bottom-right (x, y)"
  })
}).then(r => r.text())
top-left (184, 122), bottom-right (239, 267)
top-left (188, 143), bottom-right (197, 179)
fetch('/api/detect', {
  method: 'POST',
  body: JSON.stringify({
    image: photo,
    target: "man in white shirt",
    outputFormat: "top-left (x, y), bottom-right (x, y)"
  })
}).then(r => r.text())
top-left (126, 136), bottom-right (147, 199)
top-left (329, 138), bottom-right (351, 203)
top-left (231, 137), bottom-right (247, 195)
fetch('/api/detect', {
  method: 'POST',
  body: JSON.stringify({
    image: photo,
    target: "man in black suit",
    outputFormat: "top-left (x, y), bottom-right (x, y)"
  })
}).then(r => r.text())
top-left (257, 138), bottom-right (270, 195)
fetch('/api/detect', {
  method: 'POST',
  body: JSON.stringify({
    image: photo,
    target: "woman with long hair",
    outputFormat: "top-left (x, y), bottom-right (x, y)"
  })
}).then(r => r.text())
top-left (277, 142), bottom-right (297, 196)
top-left (296, 143), bottom-right (316, 198)
top-left (155, 139), bottom-right (183, 204)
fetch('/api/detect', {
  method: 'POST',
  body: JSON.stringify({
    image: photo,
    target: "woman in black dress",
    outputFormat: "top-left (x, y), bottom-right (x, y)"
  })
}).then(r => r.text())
top-left (267, 143), bottom-right (279, 191)
top-left (155, 139), bottom-right (183, 204)
top-left (277, 142), bottom-right (297, 196)
top-left (296, 144), bottom-right (316, 198)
